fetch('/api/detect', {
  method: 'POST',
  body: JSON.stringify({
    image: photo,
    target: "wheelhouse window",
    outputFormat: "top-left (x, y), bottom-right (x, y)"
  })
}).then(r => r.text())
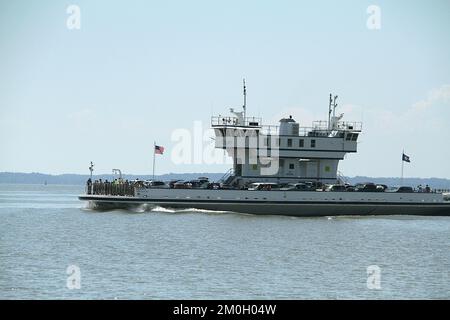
top-left (299, 139), bottom-right (304, 148)
top-left (287, 138), bottom-right (292, 147)
top-left (345, 133), bottom-right (359, 141)
top-left (289, 163), bottom-right (295, 170)
top-left (311, 139), bottom-right (316, 148)
top-left (264, 136), bottom-right (269, 147)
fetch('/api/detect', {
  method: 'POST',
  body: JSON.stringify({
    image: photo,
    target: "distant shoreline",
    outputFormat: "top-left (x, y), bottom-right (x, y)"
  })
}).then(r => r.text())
top-left (1, 172), bottom-right (450, 189)
top-left (0, 172), bottom-right (224, 186)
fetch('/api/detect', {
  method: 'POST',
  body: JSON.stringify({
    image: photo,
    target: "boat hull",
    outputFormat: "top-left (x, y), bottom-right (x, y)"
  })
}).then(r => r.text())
top-left (78, 195), bottom-right (450, 217)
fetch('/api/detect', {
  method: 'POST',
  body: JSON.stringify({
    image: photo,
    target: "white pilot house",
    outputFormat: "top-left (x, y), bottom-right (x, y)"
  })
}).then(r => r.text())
top-left (211, 86), bottom-right (362, 187)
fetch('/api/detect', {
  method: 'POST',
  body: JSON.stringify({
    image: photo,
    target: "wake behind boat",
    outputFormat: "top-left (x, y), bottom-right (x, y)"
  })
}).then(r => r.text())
top-left (79, 86), bottom-right (450, 216)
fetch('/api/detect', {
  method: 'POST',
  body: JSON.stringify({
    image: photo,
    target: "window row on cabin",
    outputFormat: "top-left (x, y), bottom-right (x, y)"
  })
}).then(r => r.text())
top-left (345, 133), bottom-right (359, 141)
top-left (251, 162), bottom-right (296, 170)
top-left (264, 137), bottom-right (316, 148)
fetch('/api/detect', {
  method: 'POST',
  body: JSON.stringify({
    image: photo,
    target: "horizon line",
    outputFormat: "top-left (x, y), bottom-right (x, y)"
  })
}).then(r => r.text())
top-left (1, 171), bottom-right (449, 180)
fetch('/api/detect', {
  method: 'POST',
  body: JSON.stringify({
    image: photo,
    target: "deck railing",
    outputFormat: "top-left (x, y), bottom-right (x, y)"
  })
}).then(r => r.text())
top-left (86, 182), bottom-right (136, 196)
top-left (211, 116), bottom-right (262, 127)
top-left (212, 116), bottom-right (362, 136)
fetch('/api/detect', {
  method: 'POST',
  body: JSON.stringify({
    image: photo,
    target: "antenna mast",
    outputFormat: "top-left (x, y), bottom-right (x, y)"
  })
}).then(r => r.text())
top-left (328, 94), bottom-right (332, 131)
top-left (89, 161), bottom-right (94, 180)
top-left (243, 79), bottom-right (247, 121)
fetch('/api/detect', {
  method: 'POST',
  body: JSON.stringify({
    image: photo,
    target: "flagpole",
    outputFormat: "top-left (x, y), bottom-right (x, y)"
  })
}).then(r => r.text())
top-left (401, 149), bottom-right (404, 186)
top-left (152, 141), bottom-right (156, 181)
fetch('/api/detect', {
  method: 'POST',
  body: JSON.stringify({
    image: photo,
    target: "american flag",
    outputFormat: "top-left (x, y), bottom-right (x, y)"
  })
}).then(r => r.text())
top-left (154, 145), bottom-right (165, 155)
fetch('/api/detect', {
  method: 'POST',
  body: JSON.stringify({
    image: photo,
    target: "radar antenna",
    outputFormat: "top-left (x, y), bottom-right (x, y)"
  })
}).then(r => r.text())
top-left (328, 94), bottom-right (339, 131)
top-left (332, 95), bottom-right (338, 118)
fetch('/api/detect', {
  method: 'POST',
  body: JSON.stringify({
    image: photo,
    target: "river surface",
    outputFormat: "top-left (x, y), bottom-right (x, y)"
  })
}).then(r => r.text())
top-left (0, 184), bottom-right (449, 299)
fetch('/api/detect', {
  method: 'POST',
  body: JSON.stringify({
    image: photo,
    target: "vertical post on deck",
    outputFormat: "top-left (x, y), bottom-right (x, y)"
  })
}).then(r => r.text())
top-left (152, 141), bottom-right (156, 181)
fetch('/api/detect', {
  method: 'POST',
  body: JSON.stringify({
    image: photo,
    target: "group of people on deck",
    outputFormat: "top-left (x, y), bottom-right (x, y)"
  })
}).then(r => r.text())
top-left (86, 178), bottom-right (140, 196)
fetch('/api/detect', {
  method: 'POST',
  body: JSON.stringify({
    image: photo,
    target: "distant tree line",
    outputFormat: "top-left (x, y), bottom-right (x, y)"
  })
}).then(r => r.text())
top-left (0, 172), bottom-right (223, 185)
top-left (1, 172), bottom-right (450, 189)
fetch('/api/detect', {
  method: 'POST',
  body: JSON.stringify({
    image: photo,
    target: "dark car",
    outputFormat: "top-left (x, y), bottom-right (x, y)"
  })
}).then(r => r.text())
top-left (173, 181), bottom-right (188, 189)
top-left (169, 179), bottom-right (183, 188)
top-left (207, 182), bottom-right (221, 190)
top-left (280, 183), bottom-right (309, 191)
top-left (387, 186), bottom-right (414, 193)
top-left (345, 184), bottom-right (355, 192)
top-left (182, 179), bottom-right (209, 189)
top-left (354, 183), bottom-right (378, 192)
top-left (197, 177), bottom-right (210, 184)
top-left (304, 181), bottom-right (323, 191)
top-left (144, 180), bottom-right (168, 188)
top-left (325, 184), bottom-right (347, 192)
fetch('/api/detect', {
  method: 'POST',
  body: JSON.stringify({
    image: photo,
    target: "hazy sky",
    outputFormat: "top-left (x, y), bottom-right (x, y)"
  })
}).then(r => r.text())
top-left (1, 0), bottom-right (450, 178)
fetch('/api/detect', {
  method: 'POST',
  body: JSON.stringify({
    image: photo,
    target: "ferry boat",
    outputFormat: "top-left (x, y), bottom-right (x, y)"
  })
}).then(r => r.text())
top-left (79, 85), bottom-right (450, 216)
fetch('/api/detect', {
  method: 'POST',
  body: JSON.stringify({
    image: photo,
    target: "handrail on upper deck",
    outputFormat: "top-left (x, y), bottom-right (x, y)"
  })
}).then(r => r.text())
top-left (211, 116), bottom-right (262, 127)
top-left (211, 115), bottom-right (362, 135)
